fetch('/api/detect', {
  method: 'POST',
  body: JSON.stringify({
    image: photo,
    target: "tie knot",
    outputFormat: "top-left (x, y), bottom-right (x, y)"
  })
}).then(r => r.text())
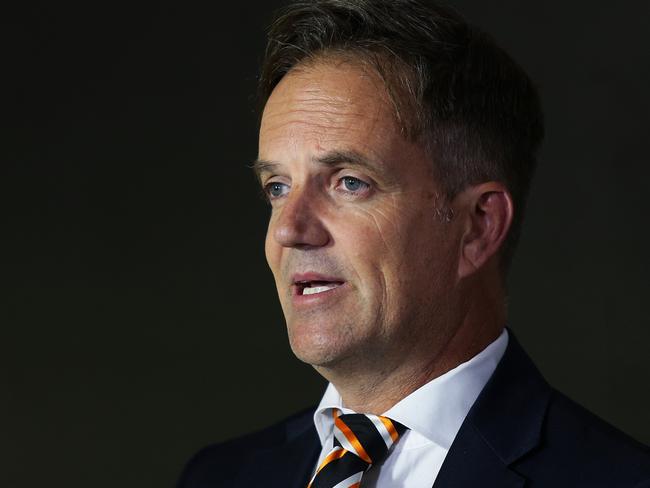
top-left (333, 411), bottom-right (407, 466)
top-left (307, 411), bottom-right (409, 488)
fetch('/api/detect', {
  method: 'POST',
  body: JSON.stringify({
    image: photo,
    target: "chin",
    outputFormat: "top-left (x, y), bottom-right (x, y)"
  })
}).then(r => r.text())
top-left (287, 326), bottom-right (350, 368)
top-left (289, 335), bottom-right (335, 366)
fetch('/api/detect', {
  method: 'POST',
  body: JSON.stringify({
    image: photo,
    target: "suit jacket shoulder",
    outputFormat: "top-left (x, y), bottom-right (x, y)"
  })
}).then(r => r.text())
top-left (434, 331), bottom-right (650, 488)
top-left (177, 406), bottom-right (319, 488)
top-left (515, 388), bottom-right (650, 487)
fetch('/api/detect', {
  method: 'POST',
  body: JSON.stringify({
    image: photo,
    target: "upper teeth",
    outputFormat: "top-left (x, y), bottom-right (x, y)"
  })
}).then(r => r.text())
top-left (303, 284), bottom-right (338, 295)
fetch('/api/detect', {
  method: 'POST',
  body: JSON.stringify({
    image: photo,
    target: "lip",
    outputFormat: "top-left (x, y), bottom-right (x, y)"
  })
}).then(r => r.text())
top-left (291, 272), bottom-right (344, 285)
top-left (290, 272), bottom-right (346, 306)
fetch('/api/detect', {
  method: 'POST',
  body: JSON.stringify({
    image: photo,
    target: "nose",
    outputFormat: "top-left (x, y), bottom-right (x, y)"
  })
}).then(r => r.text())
top-left (271, 187), bottom-right (330, 249)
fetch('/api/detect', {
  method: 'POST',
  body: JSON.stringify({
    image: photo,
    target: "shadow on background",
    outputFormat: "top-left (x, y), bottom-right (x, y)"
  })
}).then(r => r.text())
top-left (2, 1), bottom-right (649, 486)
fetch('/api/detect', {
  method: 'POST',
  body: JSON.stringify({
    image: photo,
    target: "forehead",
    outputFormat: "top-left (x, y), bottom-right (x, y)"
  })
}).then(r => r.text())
top-left (258, 60), bottom-right (405, 164)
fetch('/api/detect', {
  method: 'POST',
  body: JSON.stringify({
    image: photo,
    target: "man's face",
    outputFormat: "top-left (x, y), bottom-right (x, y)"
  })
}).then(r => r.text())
top-left (258, 60), bottom-right (463, 371)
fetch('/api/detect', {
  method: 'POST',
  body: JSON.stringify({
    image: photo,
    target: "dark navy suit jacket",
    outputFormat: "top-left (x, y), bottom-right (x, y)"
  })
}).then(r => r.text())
top-left (178, 333), bottom-right (650, 487)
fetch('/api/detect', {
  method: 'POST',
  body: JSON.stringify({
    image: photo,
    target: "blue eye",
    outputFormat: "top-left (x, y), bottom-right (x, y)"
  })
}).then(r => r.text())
top-left (342, 176), bottom-right (368, 192)
top-left (265, 182), bottom-right (288, 199)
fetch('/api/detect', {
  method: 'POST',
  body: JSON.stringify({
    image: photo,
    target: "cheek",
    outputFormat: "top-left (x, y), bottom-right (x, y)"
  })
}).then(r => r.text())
top-left (337, 207), bottom-right (397, 260)
top-left (264, 219), bottom-right (279, 272)
top-left (334, 206), bottom-right (408, 297)
top-left (354, 201), bottom-right (425, 263)
top-left (356, 202), bottom-right (451, 287)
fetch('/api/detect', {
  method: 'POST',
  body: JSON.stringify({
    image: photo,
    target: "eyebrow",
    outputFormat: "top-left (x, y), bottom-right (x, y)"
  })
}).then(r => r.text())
top-left (251, 149), bottom-right (379, 181)
top-left (250, 159), bottom-right (278, 182)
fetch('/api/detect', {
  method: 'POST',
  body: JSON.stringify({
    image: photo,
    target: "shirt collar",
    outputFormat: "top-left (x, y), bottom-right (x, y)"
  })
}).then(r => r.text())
top-left (313, 328), bottom-right (509, 449)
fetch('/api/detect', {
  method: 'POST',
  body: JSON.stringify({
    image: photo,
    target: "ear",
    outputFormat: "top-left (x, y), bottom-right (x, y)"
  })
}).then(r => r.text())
top-left (456, 182), bottom-right (514, 279)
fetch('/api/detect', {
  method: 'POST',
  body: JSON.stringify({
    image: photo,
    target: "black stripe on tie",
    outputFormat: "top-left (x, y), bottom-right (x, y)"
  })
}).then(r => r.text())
top-left (310, 451), bottom-right (367, 488)
top-left (338, 414), bottom-right (388, 464)
top-left (393, 420), bottom-right (407, 436)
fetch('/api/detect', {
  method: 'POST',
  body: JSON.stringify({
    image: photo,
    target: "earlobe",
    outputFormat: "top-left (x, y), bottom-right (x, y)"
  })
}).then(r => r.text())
top-left (457, 183), bottom-right (513, 279)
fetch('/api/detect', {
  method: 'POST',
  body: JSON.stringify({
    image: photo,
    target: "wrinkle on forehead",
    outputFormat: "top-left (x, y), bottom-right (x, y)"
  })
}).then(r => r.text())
top-left (259, 65), bottom-right (399, 165)
top-left (262, 62), bottom-right (391, 127)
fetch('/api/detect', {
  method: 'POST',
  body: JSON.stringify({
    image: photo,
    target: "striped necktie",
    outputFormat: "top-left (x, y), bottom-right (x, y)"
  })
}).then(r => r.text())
top-left (308, 409), bottom-right (407, 488)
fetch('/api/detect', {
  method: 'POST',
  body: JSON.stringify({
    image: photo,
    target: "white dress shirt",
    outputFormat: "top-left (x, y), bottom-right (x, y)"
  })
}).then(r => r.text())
top-left (312, 329), bottom-right (509, 487)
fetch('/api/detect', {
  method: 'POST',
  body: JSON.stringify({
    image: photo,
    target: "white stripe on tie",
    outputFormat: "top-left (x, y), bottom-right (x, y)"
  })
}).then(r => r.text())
top-left (334, 429), bottom-right (359, 458)
top-left (366, 414), bottom-right (394, 449)
top-left (330, 471), bottom-right (363, 488)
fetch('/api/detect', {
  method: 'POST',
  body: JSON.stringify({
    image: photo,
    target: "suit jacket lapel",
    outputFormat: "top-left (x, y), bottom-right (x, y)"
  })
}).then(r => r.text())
top-left (433, 330), bottom-right (552, 488)
top-left (432, 422), bottom-right (525, 488)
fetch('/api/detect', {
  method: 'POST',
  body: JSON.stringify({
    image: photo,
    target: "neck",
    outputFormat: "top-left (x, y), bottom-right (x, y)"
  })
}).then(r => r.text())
top-left (317, 288), bottom-right (506, 414)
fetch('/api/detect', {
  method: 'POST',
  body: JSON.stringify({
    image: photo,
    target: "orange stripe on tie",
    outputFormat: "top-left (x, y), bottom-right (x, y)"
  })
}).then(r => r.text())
top-left (307, 448), bottom-right (347, 488)
top-left (335, 416), bottom-right (372, 464)
top-left (349, 484), bottom-right (361, 488)
top-left (379, 416), bottom-right (399, 442)
top-left (320, 447), bottom-right (347, 469)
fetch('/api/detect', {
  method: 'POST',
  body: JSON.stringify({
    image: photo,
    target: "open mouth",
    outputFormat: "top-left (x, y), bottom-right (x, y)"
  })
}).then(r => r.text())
top-left (295, 280), bottom-right (344, 296)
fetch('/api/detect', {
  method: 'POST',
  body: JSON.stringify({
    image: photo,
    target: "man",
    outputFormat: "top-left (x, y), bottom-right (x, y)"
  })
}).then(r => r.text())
top-left (178, 1), bottom-right (650, 486)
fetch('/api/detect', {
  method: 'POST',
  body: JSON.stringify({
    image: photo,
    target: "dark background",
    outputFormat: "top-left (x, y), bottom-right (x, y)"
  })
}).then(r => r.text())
top-left (2, 1), bottom-right (649, 486)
